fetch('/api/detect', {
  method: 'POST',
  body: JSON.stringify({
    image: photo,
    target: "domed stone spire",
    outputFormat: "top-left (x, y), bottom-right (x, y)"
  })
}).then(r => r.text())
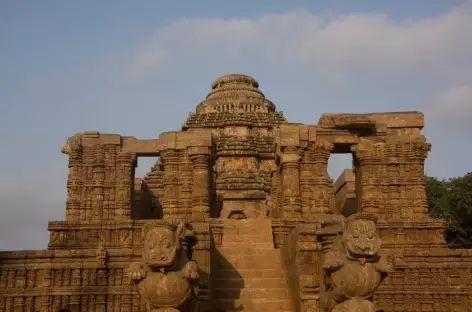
top-left (195, 74), bottom-right (276, 114)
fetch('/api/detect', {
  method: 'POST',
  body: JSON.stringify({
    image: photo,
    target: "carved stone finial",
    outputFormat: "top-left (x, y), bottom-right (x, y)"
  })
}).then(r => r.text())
top-left (128, 219), bottom-right (199, 311)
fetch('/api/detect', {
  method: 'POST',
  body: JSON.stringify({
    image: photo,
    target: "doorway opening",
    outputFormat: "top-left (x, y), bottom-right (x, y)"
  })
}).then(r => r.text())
top-left (328, 145), bottom-right (357, 217)
top-left (132, 156), bottom-right (162, 219)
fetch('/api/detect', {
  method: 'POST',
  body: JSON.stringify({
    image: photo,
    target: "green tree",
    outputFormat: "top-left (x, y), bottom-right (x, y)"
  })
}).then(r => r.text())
top-left (426, 173), bottom-right (472, 248)
top-left (426, 176), bottom-right (449, 220)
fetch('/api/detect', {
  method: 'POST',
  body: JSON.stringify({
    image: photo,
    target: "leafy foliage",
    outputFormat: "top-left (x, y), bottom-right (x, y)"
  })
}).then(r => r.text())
top-left (426, 173), bottom-right (472, 248)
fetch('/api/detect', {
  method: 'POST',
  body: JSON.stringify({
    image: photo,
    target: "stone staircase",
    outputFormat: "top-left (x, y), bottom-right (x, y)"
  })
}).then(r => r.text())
top-left (214, 219), bottom-right (294, 312)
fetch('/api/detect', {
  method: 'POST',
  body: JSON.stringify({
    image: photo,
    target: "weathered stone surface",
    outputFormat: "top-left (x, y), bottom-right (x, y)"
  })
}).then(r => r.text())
top-left (128, 219), bottom-right (198, 311)
top-left (1, 74), bottom-right (471, 312)
top-left (320, 213), bottom-right (391, 312)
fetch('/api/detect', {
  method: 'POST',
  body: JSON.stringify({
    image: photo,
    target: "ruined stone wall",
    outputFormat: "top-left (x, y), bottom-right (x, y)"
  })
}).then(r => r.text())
top-left (0, 249), bottom-right (142, 312)
top-left (332, 169), bottom-right (356, 217)
top-left (0, 220), bottom-right (212, 312)
top-left (274, 124), bottom-right (334, 220)
top-left (141, 161), bottom-right (164, 218)
top-left (0, 130), bottom-right (215, 312)
top-left (61, 132), bottom-right (137, 223)
top-left (274, 112), bottom-right (472, 312)
top-left (132, 178), bottom-right (156, 219)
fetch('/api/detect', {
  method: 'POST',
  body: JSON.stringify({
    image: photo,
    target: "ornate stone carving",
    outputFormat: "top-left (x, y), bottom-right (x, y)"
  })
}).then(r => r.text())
top-left (2, 75), bottom-right (471, 312)
top-left (128, 219), bottom-right (199, 312)
top-left (281, 146), bottom-right (302, 218)
top-left (189, 153), bottom-right (210, 218)
top-left (96, 245), bottom-right (108, 266)
top-left (60, 135), bottom-right (82, 155)
top-left (320, 213), bottom-right (391, 312)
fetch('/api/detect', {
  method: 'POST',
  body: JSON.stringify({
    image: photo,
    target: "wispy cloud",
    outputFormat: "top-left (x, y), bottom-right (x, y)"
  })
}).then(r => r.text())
top-left (122, 3), bottom-right (472, 81)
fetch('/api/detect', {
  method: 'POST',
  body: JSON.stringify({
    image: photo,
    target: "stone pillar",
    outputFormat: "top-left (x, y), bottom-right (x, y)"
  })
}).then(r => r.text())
top-left (161, 149), bottom-right (180, 217)
top-left (120, 295), bottom-right (132, 312)
top-left (88, 146), bottom-right (105, 221)
top-left (383, 138), bottom-right (431, 219)
top-left (95, 296), bottom-right (106, 312)
top-left (189, 147), bottom-right (211, 219)
top-left (179, 150), bottom-right (193, 216)
top-left (311, 140), bottom-right (334, 216)
top-left (281, 146), bottom-right (302, 218)
top-left (114, 152), bottom-right (136, 221)
top-left (68, 296), bottom-right (80, 312)
top-left (408, 139), bottom-right (431, 218)
top-left (63, 135), bottom-right (82, 222)
top-left (40, 296), bottom-right (49, 312)
top-left (299, 154), bottom-right (313, 217)
top-left (62, 133), bottom-right (131, 222)
top-left (351, 141), bottom-right (386, 217)
top-left (13, 297), bottom-right (24, 312)
top-left (352, 138), bottom-right (431, 220)
top-left (190, 222), bottom-right (212, 309)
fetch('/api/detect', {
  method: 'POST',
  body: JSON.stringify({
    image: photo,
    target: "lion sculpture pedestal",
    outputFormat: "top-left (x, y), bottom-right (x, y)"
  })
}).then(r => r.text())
top-left (320, 213), bottom-right (391, 312)
top-left (128, 219), bottom-right (199, 312)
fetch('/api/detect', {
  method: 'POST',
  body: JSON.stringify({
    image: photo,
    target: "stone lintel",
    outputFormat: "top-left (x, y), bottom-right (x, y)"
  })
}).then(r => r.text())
top-left (77, 132), bottom-right (121, 146)
top-left (315, 128), bottom-right (360, 145)
top-left (122, 137), bottom-right (163, 155)
top-left (318, 111), bottom-right (424, 129)
top-left (159, 129), bottom-right (212, 150)
top-left (278, 124), bottom-right (316, 148)
top-left (188, 146), bottom-right (211, 156)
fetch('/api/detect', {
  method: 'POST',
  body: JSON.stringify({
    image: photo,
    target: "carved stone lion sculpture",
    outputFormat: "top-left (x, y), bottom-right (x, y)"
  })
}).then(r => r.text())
top-left (128, 219), bottom-right (199, 312)
top-left (320, 213), bottom-right (391, 312)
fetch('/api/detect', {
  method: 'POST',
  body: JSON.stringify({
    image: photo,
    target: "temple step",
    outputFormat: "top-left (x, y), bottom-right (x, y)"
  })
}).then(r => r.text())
top-left (215, 298), bottom-right (294, 311)
top-left (214, 219), bottom-right (294, 311)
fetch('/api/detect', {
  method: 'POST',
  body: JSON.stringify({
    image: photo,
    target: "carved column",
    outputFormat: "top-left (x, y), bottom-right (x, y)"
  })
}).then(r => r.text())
top-left (120, 295), bottom-right (132, 312)
top-left (40, 296), bottom-right (50, 312)
top-left (311, 140), bottom-right (334, 216)
top-left (352, 141), bottom-right (390, 218)
top-left (90, 146), bottom-right (105, 221)
top-left (281, 146), bottom-right (302, 218)
top-left (270, 167), bottom-right (283, 218)
top-left (95, 295), bottom-right (106, 312)
top-left (179, 150), bottom-right (193, 216)
top-left (300, 152), bottom-right (313, 217)
top-left (13, 297), bottom-right (24, 312)
top-left (69, 296), bottom-right (80, 312)
top-left (62, 133), bottom-right (130, 222)
top-left (353, 138), bottom-right (431, 220)
top-left (190, 223), bottom-right (212, 310)
top-left (161, 149), bottom-right (180, 217)
top-left (63, 135), bottom-right (82, 222)
top-left (189, 147), bottom-right (211, 219)
top-left (115, 152), bottom-right (136, 221)
top-left (408, 139), bottom-right (431, 218)
top-left (384, 138), bottom-right (431, 219)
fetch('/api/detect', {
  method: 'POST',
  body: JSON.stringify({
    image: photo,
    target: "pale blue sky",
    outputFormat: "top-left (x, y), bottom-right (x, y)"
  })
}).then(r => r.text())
top-left (1, 0), bottom-right (471, 250)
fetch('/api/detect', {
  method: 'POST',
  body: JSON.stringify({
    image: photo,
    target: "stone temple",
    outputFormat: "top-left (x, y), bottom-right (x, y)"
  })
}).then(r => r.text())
top-left (1, 74), bottom-right (472, 312)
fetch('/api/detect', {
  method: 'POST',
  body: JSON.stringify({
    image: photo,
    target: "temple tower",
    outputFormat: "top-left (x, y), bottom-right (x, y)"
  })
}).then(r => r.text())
top-left (181, 74), bottom-right (287, 219)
